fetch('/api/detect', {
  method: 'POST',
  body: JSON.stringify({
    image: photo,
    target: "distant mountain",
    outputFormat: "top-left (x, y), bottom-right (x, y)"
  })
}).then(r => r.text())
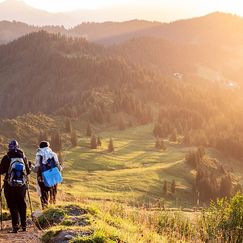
top-left (98, 12), bottom-right (243, 46)
top-left (1, 11), bottom-right (243, 48)
top-left (107, 13), bottom-right (243, 82)
top-left (0, 0), bottom-right (70, 26)
top-left (0, 0), bottom-right (166, 28)
top-left (0, 19), bottom-right (161, 45)
top-left (69, 20), bottom-right (161, 43)
top-left (140, 12), bottom-right (243, 46)
top-left (0, 20), bottom-right (67, 44)
top-left (0, 0), bottom-right (119, 27)
top-left (2, 12), bottom-right (243, 83)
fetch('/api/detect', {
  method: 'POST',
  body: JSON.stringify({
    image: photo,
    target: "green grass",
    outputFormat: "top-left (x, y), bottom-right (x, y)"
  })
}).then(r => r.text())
top-left (39, 202), bottom-right (168, 243)
top-left (57, 124), bottom-right (195, 207)
top-left (19, 123), bottom-right (241, 209)
top-left (35, 193), bottom-right (243, 243)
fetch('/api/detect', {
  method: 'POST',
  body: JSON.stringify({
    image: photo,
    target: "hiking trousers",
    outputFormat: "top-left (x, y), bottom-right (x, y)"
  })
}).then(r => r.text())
top-left (38, 181), bottom-right (57, 209)
top-left (4, 184), bottom-right (27, 230)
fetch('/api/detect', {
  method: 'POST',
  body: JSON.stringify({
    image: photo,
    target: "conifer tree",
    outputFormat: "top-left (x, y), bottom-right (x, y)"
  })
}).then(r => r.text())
top-left (183, 132), bottom-right (191, 145)
top-left (171, 179), bottom-right (176, 194)
top-left (51, 132), bottom-right (62, 152)
top-left (71, 130), bottom-right (78, 147)
top-left (155, 139), bottom-right (166, 150)
top-left (86, 123), bottom-right (92, 137)
top-left (220, 175), bottom-right (232, 198)
top-left (97, 136), bottom-right (102, 147)
top-left (163, 180), bottom-right (168, 194)
top-left (170, 129), bottom-right (177, 142)
top-left (197, 146), bottom-right (205, 160)
top-left (90, 135), bottom-right (97, 149)
top-left (153, 123), bottom-right (163, 138)
top-left (65, 118), bottom-right (72, 133)
top-left (108, 138), bottom-right (114, 152)
top-left (118, 115), bottom-right (126, 130)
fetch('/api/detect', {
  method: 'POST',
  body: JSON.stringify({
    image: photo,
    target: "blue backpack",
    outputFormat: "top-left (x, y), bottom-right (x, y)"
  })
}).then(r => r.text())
top-left (7, 158), bottom-right (27, 187)
top-left (41, 157), bottom-right (62, 187)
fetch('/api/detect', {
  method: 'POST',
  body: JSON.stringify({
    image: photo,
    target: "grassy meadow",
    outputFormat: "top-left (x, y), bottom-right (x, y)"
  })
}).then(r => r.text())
top-left (60, 124), bottom-right (195, 207)
top-left (0, 120), bottom-right (242, 242)
top-left (1, 119), bottom-right (240, 211)
top-left (20, 123), bottom-right (197, 209)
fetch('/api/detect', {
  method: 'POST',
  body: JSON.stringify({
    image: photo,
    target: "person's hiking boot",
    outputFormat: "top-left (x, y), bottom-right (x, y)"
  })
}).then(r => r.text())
top-left (8, 228), bottom-right (18, 233)
top-left (19, 227), bottom-right (26, 232)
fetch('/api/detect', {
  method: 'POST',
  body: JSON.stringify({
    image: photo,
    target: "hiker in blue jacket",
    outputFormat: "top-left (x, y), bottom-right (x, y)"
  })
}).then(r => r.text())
top-left (32, 141), bottom-right (62, 209)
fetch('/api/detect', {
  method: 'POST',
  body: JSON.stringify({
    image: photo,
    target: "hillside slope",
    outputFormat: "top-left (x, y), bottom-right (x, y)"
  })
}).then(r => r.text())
top-left (0, 31), bottom-right (152, 118)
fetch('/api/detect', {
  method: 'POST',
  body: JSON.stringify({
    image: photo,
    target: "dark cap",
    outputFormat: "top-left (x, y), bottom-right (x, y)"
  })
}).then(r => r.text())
top-left (39, 141), bottom-right (50, 148)
top-left (8, 140), bottom-right (19, 151)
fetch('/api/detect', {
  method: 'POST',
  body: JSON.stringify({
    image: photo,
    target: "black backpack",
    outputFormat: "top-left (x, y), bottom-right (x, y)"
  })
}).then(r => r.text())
top-left (7, 157), bottom-right (27, 187)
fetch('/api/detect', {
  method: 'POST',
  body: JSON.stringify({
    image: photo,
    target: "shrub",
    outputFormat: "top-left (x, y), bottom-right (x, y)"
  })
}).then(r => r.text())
top-left (199, 193), bottom-right (243, 242)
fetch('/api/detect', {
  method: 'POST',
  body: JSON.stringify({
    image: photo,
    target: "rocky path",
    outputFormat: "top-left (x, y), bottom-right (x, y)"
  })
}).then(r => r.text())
top-left (0, 220), bottom-right (41, 243)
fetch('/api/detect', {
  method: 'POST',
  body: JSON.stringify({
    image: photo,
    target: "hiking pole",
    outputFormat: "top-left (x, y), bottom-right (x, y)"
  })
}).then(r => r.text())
top-left (0, 174), bottom-right (3, 231)
top-left (27, 178), bottom-right (33, 220)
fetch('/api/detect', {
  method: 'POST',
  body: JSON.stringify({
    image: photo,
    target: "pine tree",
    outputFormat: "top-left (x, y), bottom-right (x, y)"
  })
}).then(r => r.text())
top-left (163, 180), bottom-right (168, 194)
top-left (97, 136), bottom-right (102, 147)
top-left (108, 138), bottom-right (114, 152)
top-left (51, 132), bottom-right (62, 152)
top-left (65, 118), bottom-right (72, 133)
top-left (171, 179), bottom-right (176, 194)
top-left (220, 175), bottom-right (232, 198)
top-left (170, 129), bottom-right (177, 142)
top-left (118, 115), bottom-right (126, 130)
top-left (183, 132), bottom-right (191, 145)
top-left (209, 173), bottom-right (218, 199)
top-left (71, 130), bottom-right (78, 147)
top-left (155, 139), bottom-right (166, 150)
top-left (86, 123), bottom-right (92, 137)
top-left (153, 123), bottom-right (163, 138)
top-left (90, 135), bottom-right (97, 149)
top-left (197, 146), bottom-right (205, 160)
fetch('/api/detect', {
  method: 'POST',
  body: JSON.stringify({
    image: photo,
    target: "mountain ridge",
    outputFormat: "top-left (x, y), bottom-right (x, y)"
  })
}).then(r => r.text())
top-left (1, 11), bottom-right (243, 46)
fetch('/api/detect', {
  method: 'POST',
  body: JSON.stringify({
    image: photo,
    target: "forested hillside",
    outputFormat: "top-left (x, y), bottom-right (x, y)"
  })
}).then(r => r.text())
top-left (1, 31), bottom-right (243, 162)
top-left (0, 31), bottom-right (147, 117)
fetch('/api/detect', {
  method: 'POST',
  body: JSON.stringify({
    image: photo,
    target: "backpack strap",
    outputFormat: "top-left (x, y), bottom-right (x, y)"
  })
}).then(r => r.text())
top-left (37, 155), bottom-right (43, 182)
top-left (39, 155), bottom-right (44, 171)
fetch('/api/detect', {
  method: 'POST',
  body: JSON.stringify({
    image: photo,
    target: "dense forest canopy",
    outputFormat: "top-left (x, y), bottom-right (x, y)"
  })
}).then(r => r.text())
top-left (0, 30), bottom-right (243, 162)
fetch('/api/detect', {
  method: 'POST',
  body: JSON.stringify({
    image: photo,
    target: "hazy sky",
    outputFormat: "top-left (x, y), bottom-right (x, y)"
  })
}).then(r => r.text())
top-left (1, 0), bottom-right (243, 22)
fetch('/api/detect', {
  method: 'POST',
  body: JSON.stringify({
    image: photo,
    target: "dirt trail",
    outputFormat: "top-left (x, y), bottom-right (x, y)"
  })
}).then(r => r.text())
top-left (0, 220), bottom-right (41, 243)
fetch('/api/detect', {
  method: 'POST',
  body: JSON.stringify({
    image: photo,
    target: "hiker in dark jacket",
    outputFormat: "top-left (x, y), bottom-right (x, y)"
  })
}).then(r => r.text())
top-left (0, 140), bottom-right (30, 233)
top-left (32, 141), bottom-right (62, 209)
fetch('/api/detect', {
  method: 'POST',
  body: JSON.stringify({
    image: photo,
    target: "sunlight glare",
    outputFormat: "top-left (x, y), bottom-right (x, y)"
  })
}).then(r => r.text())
top-left (24, 0), bottom-right (103, 12)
